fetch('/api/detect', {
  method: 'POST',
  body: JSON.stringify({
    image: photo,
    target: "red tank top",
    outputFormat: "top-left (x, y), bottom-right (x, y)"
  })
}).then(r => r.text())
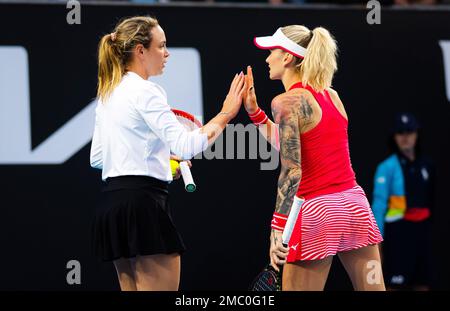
top-left (291, 82), bottom-right (357, 200)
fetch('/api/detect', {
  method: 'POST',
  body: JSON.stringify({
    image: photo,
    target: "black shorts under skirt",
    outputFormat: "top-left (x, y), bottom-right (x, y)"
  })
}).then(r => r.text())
top-left (383, 219), bottom-right (433, 288)
top-left (91, 175), bottom-right (186, 262)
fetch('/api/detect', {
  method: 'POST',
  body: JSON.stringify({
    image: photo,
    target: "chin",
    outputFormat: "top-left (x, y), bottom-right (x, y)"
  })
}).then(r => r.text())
top-left (269, 73), bottom-right (279, 80)
top-left (152, 70), bottom-right (164, 76)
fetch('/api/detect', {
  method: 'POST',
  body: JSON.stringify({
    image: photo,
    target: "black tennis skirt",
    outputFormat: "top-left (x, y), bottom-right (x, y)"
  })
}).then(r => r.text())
top-left (91, 175), bottom-right (186, 262)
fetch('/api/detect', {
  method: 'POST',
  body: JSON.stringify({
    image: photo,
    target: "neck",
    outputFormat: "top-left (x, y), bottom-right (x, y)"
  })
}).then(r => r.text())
top-left (282, 70), bottom-right (301, 92)
top-left (126, 63), bottom-right (149, 80)
top-left (401, 149), bottom-right (415, 161)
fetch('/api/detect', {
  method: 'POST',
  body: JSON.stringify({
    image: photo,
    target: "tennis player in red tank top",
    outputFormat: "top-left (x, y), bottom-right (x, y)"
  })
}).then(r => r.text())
top-left (244, 25), bottom-right (385, 291)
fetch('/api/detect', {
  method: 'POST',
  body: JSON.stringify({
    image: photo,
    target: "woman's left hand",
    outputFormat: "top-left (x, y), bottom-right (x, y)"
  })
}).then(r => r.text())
top-left (170, 155), bottom-right (192, 180)
top-left (243, 66), bottom-right (259, 114)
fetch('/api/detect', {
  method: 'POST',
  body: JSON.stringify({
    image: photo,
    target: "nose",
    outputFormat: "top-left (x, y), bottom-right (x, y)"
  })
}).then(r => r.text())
top-left (265, 56), bottom-right (270, 64)
top-left (165, 47), bottom-right (170, 58)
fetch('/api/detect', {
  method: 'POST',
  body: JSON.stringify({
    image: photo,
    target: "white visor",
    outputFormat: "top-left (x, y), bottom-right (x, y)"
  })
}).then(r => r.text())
top-left (254, 28), bottom-right (307, 59)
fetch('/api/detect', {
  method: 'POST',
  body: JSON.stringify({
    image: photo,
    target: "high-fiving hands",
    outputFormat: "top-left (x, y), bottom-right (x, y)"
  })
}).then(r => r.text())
top-left (243, 66), bottom-right (259, 115)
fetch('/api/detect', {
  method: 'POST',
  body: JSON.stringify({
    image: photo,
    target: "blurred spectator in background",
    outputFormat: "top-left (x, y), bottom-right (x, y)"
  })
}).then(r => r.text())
top-left (33, 0), bottom-right (449, 4)
top-left (393, 0), bottom-right (438, 4)
top-left (372, 113), bottom-right (435, 290)
top-left (61, 0), bottom-right (448, 5)
top-left (286, 0), bottom-right (441, 4)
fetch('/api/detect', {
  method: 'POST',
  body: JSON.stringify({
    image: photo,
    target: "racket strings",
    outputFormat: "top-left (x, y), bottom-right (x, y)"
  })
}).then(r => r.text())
top-left (251, 270), bottom-right (280, 291)
top-left (175, 116), bottom-right (199, 131)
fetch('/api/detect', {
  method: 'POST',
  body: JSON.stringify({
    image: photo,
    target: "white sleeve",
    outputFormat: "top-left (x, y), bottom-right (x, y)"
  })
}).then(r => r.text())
top-left (136, 90), bottom-right (208, 160)
top-left (90, 105), bottom-right (103, 169)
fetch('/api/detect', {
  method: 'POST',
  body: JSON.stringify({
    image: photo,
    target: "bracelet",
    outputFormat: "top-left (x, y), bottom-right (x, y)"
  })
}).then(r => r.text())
top-left (271, 212), bottom-right (288, 231)
top-left (248, 107), bottom-right (268, 125)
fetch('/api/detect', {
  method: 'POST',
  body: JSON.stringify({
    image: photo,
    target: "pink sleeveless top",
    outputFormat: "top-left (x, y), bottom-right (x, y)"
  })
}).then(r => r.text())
top-left (291, 82), bottom-right (357, 200)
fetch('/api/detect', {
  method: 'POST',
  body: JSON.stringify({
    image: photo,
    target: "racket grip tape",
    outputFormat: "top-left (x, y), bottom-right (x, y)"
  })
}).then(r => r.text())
top-left (281, 196), bottom-right (305, 245)
top-left (179, 161), bottom-right (196, 192)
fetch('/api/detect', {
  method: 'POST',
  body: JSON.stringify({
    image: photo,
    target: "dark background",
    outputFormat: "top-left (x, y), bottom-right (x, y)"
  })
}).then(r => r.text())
top-left (0, 1), bottom-right (449, 290)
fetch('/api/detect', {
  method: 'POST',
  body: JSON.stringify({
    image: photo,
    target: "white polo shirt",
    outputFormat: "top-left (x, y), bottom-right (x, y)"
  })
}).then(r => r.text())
top-left (90, 71), bottom-right (208, 181)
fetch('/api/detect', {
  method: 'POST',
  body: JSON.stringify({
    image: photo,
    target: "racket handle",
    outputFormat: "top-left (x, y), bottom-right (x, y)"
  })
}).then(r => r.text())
top-left (179, 161), bottom-right (196, 192)
top-left (282, 196), bottom-right (305, 245)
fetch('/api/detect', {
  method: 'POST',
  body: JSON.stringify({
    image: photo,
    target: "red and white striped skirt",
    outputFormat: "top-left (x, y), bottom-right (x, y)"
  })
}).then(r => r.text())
top-left (287, 185), bottom-right (383, 262)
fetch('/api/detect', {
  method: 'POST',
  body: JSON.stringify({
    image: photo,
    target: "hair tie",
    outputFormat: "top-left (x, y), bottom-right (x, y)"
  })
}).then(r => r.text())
top-left (110, 32), bottom-right (117, 42)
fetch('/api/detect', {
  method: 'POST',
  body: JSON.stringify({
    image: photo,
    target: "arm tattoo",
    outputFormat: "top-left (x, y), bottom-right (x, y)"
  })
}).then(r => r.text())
top-left (271, 229), bottom-right (280, 244)
top-left (300, 94), bottom-right (314, 127)
top-left (272, 100), bottom-right (302, 216)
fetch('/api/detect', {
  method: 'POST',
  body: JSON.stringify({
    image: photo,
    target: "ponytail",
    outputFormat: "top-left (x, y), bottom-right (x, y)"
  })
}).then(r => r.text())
top-left (97, 33), bottom-right (124, 101)
top-left (299, 27), bottom-right (337, 92)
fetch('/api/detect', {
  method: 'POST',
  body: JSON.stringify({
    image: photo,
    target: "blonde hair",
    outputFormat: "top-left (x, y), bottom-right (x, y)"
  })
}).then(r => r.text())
top-left (97, 16), bottom-right (159, 101)
top-left (281, 25), bottom-right (337, 92)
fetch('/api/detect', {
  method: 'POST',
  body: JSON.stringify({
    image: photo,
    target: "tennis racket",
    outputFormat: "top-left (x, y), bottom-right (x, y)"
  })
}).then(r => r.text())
top-left (171, 108), bottom-right (202, 192)
top-left (249, 195), bottom-right (305, 291)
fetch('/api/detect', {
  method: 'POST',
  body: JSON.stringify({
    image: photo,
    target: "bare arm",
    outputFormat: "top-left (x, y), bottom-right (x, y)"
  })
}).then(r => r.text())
top-left (268, 94), bottom-right (305, 269)
top-left (272, 92), bottom-right (315, 215)
top-left (267, 92), bottom-right (315, 270)
top-left (272, 99), bottom-right (302, 216)
top-left (201, 73), bottom-right (246, 144)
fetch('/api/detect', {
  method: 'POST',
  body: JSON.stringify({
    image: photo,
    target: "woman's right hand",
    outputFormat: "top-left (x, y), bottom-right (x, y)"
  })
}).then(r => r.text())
top-left (269, 229), bottom-right (289, 272)
top-left (243, 66), bottom-right (259, 115)
top-left (221, 72), bottom-right (246, 119)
